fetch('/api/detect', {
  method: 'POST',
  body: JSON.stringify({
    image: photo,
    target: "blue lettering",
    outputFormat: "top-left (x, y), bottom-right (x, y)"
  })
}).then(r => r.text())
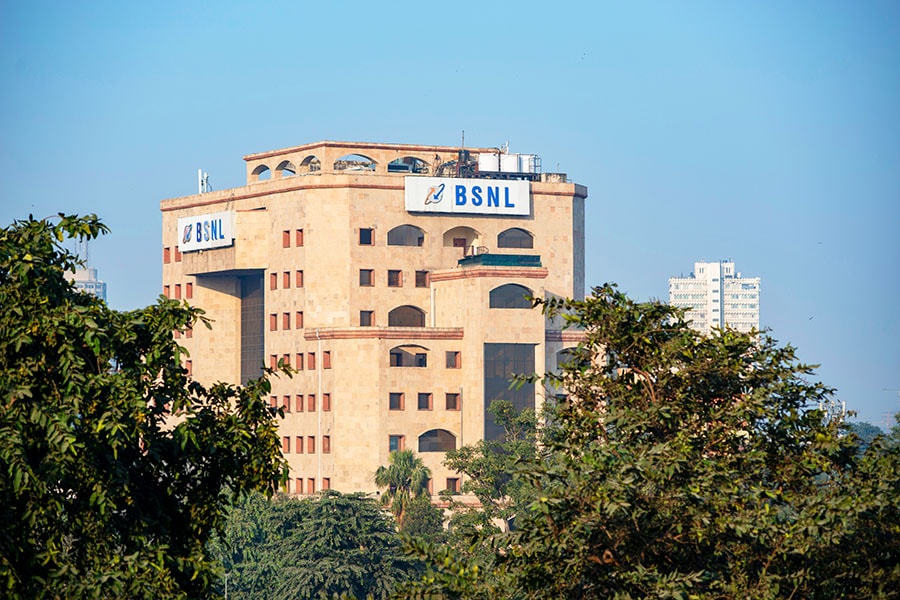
top-left (203, 221), bottom-right (210, 241)
top-left (211, 219), bottom-right (219, 240)
top-left (471, 185), bottom-right (483, 206)
top-left (455, 185), bottom-right (467, 205)
top-left (487, 187), bottom-right (500, 207)
top-left (195, 222), bottom-right (202, 242)
top-left (504, 187), bottom-right (514, 208)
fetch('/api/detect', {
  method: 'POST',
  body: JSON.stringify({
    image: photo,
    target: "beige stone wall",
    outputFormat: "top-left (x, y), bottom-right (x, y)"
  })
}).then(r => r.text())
top-left (160, 141), bottom-right (588, 496)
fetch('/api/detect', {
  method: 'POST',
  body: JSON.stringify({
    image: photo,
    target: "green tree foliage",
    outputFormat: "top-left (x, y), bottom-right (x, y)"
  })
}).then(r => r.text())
top-left (0, 215), bottom-right (287, 599)
top-left (374, 449), bottom-right (431, 530)
top-left (211, 490), bottom-right (418, 599)
top-left (848, 420), bottom-right (884, 454)
top-left (401, 284), bottom-right (900, 599)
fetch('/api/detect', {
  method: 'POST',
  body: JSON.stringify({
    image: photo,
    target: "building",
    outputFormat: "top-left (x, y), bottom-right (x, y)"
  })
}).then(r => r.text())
top-left (668, 260), bottom-right (760, 333)
top-left (160, 140), bottom-right (587, 495)
top-left (67, 266), bottom-right (107, 302)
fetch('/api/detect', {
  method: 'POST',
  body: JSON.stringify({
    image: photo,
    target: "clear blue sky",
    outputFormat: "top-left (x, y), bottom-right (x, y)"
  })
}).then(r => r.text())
top-left (2, 1), bottom-right (897, 426)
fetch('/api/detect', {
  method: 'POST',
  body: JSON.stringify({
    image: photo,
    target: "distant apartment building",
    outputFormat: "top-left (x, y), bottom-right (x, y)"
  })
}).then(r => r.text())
top-left (160, 140), bottom-right (587, 495)
top-left (668, 260), bottom-right (759, 333)
top-left (66, 266), bottom-right (107, 302)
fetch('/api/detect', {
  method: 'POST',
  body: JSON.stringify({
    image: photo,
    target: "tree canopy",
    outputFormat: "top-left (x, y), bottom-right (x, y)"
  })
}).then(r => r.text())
top-left (401, 284), bottom-right (900, 599)
top-left (374, 449), bottom-right (431, 530)
top-left (0, 215), bottom-right (288, 599)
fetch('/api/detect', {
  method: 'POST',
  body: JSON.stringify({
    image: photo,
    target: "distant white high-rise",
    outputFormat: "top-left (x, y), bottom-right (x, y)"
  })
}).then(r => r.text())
top-left (668, 260), bottom-right (759, 333)
top-left (67, 267), bottom-right (107, 302)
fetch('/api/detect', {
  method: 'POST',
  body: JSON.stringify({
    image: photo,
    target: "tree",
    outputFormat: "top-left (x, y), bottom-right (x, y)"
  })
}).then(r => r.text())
top-left (400, 284), bottom-right (900, 599)
top-left (374, 449), bottom-right (431, 530)
top-left (211, 490), bottom-right (418, 599)
top-left (0, 215), bottom-right (288, 599)
top-left (848, 421), bottom-right (884, 454)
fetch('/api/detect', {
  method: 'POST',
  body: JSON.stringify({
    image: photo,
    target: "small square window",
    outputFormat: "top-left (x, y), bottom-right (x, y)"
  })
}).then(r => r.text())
top-left (359, 269), bottom-right (374, 286)
top-left (446, 478), bottom-right (460, 494)
top-left (359, 228), bottom-right (374, 245)
top-left (322, 393), bottom-right (331, 411)
top-left (322, 435), bottom-right (331, 454)
top-left (360, 311), bottom-right (374, 327)
top-left (418, 392), bottom-right (433, 411)
top-left (307, 394), bottom-right (316, 412)
top-left (323, 351), bottom-right (332, 369)
top-left (387, 270), bottom-right (402, 287)
top-left (282, 230), bottom-right (291, 248)
top-left (270, 273), bottom-right (278, 290)
top-left (389, 435), bottom-right (405, 452)
top-left (269, 396), bottom-right (278, 408)
top-left (296, 270), bottom-right (304, 287)
top-left (185, 326), bottom-right (192, 339)
top-left (322, 477), bottom-right (330, 490)
top-left (445, 393), bottom-right (460, 411)
top-left (446, 351), bottom-right (461, 369)
top-left (283, 272), bottom-right (291, 288)
top-left (389, 393), bottom-right (404, 411)
top-left (415, 270), bottom-right (429, 288)
top-left (295, 229), bottom-right (304, 246)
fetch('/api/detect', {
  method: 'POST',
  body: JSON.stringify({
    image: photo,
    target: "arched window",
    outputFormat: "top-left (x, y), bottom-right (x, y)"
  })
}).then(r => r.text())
top-left (418, 429), bottom-right (456, 452)
top-left (275, 160), bottom-right (296, 177)
top-left (387, 156), bottom-right (429, 174)
top-left (389, 345), bottom-right (428, 367)
top-left (489, 284), bottom-right (533, 309)
top-left (387, 225), bottom-right (425, 247)
top-left (497, 227), bottom-right (534, 249)
top-left (388, 306), bottom-right (425, 327)
top-left (251, 164), bottom-right (271, 181)
top-left (299, 155), bottom-right (321, 173)
top-left (334, 153), bottom-right (376, 172)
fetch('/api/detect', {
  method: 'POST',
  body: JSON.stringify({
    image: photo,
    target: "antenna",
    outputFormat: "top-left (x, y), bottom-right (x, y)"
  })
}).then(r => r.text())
top-left (461, 130), bottom-right (465, 148)
top-left (78, 238), bottom-right (90, 267)
top-left (198, 169), bottom-right (211, 194)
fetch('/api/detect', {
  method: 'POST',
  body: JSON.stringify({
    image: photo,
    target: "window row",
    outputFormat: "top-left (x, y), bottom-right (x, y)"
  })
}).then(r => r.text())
top-left (282, 435), bottom-right (330, 454)
top-left (289, 477), bottom-right (330, 495)
top-left (163, 282), bottom-right (193, 300)
top-left (282, 229), bottom-right (305, 248)
top-left (162, 246), bottom-right (183, 264)
top-left (270, 393), bottom-right (332, 412)
top-left (388, 429), bottom-right (457, 453)
top-left (389, 346), bottom-right (460, 369)
top-left (389, 392), bottom-right (461, 411)
top-left (358, 226), bottom-right (534, 249)
top-left (268, 352), bottom-right (332, 370)
top-left (269, 312), bottom-right (304, 331)
top-left (360, 269), bottom-right (429, 288)
top-left (360, 306), bottom-right (427, 327)
top-left (270, 271), bottom-right (304, 290)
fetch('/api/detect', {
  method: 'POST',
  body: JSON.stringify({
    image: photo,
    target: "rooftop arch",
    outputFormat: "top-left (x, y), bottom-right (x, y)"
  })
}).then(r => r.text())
top-left (299, 155), bottom-right (321, 173)
top-left (334, 153), bottom-right (376, 172)
top-left (388, 305), bottom-right (425, 327)
top-left (387, 224), bottom-right (425, 247)
top-left (489, 283), bottom-right (533, 309)
top-left (251, 164), bottom-right (271, 182)
top-left (275, 160), bottom-right (296, 178)
top-left (387, 156), bottom-right (429, 174)
top-left (418, 429), bottom-right (456, 452)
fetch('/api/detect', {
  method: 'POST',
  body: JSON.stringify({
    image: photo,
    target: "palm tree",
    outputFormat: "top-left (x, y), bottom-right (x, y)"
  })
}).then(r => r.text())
top-left (374, 449), bottom-right (431, 529)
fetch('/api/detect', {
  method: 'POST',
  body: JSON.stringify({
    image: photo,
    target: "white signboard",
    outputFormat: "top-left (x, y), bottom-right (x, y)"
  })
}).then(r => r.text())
top-left (177, 211), bottom-right (235, 252)
top-left (405, 177), bottom-right (531, 216)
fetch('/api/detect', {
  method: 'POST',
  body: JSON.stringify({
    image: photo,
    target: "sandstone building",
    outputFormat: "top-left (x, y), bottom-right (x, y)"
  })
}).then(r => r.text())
top-left (160, 140), bottom-right (587, 495)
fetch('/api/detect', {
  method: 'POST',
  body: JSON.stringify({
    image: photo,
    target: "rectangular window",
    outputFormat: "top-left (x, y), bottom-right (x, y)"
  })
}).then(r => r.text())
top-left (185, 360), bottom-right (192, 377)
top-left (163, 247), bottom-right (171, 264)
top-left (446, 478), bottom-right (461, 494)
top-left (269, 314), bottom-right (277, 331)
top-left (283, 272), bottom-right (291, 288)
top-left (415, 270), bottom-right (429, 288)
top-left (173, 330), bottom-right (181, 339)
top-left (282, 230), bottom-right (291, 248)
top-left (307, 436), bottom-right (316, 454)
top-left (360, 311), bottom-right (374, 327)
top-left (282, 436), bottom-right (291, 453)
top-left (185, 326), bottom-right (192, 339)
top-left (389, 393), bottom-right (404, 411)
top-left (307, 394), bottom-right (316, 412)
top-left (295, 229), bottom-right (304, 246)
top-left (296, 353), bottom-right (304, 370)
top-left (269, 395), bottom-right (278, 408)
top-left (174, 284), bottom-right (181, 299)
top-left (387, 270), bottom-right (402, 287)
top-left (359, 228), bottom-right (374, 245)
top-left (282, 395), bottom-right (291, 412)
top-left (282, 354), bottom-right (291, 368)
top-left (295, 478), bottom-right (303, 494)
top-left (185, 282), bottom-right (193, 299)
top-left (296, 395), bottom-right (304, 412)
top-left (270, 273), bottom-right (278, 290)
top-left (359, 269), bottom-right (374, 286)
top-left (322, 393), bottom-right (331, 411)
top-left (163, 284), bottom-right (170, 298)
top-left (295, 270), bottom-right (304, 287)
top-left (296, 436), bottom-right (304, 453)
top-left (322, 435), bottom-right (331, 453)
top-left (174, 247), bottom-right (182, 262)
top-left (446, 351), bottom-right (461, 369)
top-left (307, 478), bottom-right (316, 494)
top-left (283, 313), bottom-right (291, 330)
top-left (296, 311), bottom-right (304, 328)
top-left (307, 352), bottom-right (316, 370)
top-left (322, 478), bottom-right (330, 490)
top-left (418, 392), bottom-right (433, 411)
top-left (453, 237), bottom-right (467, 248)
top-left (445, 393), bottom-right (460, 411)
top-left (269, 355), bottom-right (278, 369)
top-left (389, 435), bottom-right (405, 452)
top-left (323, 351), bottom-right (332, 369)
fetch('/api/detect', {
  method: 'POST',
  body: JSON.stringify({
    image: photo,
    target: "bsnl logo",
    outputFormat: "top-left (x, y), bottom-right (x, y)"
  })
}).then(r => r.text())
top-left (183, 218), bottom-right (227, 244)
top-left (425, 183), bottom-right (516, 208)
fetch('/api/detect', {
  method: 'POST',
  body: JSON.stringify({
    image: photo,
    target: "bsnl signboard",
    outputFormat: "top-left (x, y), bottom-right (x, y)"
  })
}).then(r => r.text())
top-left (177, 211), bottom-right (235, 252)
top-left (405, 177), bottom-right (531, 216)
